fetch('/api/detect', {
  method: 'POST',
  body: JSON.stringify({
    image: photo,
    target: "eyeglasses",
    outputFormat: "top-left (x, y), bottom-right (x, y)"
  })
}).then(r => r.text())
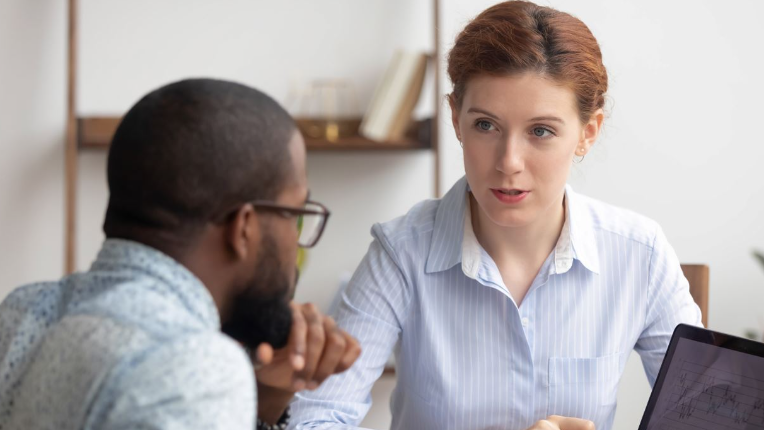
top-left (250, 200), bottom-right (330, 248)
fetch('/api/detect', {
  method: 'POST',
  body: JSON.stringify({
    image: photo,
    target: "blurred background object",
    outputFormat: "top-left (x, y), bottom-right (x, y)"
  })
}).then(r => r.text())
top-left (292, 79), bottom-right (359, 142)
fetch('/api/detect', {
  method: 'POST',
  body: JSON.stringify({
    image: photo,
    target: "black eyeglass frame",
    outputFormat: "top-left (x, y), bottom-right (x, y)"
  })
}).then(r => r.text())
top-left (248, 199), bottom-right (331, 248)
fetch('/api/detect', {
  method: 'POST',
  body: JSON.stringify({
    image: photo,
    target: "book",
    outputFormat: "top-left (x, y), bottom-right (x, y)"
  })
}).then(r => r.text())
top-left (360, 51), bottom-right (401, 141)
top-left (360, 50), bottom-right (428, 142)
top-left (387, 54), bottom-right (428, 141)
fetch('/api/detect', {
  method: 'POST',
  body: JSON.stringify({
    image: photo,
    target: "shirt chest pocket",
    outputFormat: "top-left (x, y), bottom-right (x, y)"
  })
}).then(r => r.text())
top-left (547, 353), bottom-right (624, 427)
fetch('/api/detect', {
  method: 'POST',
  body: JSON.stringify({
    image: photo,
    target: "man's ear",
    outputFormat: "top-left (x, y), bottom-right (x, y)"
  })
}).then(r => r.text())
top-left (225, 204), bottom-right (260, 261)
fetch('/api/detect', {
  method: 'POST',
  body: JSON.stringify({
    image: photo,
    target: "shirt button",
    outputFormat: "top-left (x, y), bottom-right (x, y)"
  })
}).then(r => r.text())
top-left (521, 317), bottom-right (529, 327)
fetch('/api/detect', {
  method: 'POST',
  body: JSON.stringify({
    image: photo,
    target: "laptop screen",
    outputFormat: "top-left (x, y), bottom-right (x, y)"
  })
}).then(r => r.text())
top-left (639, 324), bottom-right (764, 430)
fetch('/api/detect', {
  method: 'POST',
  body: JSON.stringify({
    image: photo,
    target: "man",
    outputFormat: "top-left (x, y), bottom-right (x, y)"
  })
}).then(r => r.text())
top-left (0, 78), bottom-right (360, 429)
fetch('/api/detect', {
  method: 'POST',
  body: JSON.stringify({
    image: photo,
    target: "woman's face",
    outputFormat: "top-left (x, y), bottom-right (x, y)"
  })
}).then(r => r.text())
top-left (451, 72), bottom-right (602, 230)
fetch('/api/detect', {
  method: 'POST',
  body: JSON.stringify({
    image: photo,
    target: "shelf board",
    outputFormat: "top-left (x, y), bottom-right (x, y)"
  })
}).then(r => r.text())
top-left (78, 116), bottom-right (430, 152)
top-left (78, 116), bottom-right (120, 149)
top-left (304, 137), bottom-right (429, 151)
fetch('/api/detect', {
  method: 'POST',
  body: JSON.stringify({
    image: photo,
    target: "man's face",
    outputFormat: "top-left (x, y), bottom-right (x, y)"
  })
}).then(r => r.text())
top-left (221, 131), bottom-right (308, 350)
top-left (221, 228), bottom-right (294, 350)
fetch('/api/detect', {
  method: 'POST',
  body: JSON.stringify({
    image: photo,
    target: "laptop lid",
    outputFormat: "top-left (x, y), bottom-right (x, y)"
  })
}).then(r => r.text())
top-left (638, 323), bottom-right (764, 430)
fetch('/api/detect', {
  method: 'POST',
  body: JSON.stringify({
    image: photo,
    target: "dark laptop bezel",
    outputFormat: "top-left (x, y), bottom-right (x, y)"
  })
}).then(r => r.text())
top-left (637, 323), bottom-right (764, 429)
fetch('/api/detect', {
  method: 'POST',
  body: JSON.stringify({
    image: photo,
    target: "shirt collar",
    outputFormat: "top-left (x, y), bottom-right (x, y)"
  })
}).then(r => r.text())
top-left (89, 238), bottom-right (221, 329)
top-left (461, 193), bottom-right (482, 279)
top-left (565, 184), bottom-right (600, 274)
top-left (425, 177), bottom-right (469, 274)
top-left (425, 177), bottom-right (600, 275)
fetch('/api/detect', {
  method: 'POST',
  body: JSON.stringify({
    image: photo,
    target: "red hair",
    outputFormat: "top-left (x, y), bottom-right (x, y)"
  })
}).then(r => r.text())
top-left (447, 1), bottom-right (608, 123)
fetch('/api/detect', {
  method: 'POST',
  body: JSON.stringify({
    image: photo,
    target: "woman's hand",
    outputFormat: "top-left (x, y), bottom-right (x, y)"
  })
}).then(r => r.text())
top-left (527, 416), bottom-right (595, 430)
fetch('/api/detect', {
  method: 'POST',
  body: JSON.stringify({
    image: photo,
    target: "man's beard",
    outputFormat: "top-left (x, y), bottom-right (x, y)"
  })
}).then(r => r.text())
top-left (221, 232), bottom-right (294, 350)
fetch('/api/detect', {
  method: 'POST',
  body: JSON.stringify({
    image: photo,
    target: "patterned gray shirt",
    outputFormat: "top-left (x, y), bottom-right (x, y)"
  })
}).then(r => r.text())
top-left (0, 239), bottom-right (255, 430)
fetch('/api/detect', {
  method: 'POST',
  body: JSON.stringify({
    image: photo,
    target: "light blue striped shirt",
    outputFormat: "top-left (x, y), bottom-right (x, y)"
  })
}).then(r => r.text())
top-left (290, 176), bottom-right (702, 430)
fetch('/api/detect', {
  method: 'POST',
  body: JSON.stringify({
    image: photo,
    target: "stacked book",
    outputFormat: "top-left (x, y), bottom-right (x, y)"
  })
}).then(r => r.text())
top-left (360, 50), bottom-right (429, 143)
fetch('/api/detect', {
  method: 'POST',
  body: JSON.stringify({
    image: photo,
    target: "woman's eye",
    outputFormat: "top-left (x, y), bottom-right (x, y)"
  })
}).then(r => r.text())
top-left (532, 127), bottom-right (553, 138)
top-left (475, 120), bottom-right (494, 131)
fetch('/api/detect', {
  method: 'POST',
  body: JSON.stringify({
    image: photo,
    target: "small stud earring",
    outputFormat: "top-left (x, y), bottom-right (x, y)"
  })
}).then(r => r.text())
top-left (574, 148), bottom-right (586, 163)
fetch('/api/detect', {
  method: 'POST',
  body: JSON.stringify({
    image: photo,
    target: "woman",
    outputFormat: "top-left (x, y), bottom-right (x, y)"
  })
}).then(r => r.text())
top-left (290, 2), bottom-right (701, 429)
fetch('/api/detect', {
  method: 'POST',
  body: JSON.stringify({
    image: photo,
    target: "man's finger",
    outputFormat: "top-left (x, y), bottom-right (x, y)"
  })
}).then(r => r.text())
top-left (335, 331), bottom-right (361, 373)
top-left (288, 302), bottom-right (307, 371)
top-left (254, 343), bottom-right (274, 367)
top-left (309, 317), bottom-right (346, 389)
top-left (295, 303), bottom-right (325, 384)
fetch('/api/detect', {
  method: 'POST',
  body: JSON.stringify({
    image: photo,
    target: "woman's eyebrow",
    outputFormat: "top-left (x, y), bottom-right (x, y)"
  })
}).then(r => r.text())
top-left (466, 107), bottom-right (500, 119)
top-left (466, 108), bottom-right (566, 126)
top-left (529, 116), bottom-right (565, 125)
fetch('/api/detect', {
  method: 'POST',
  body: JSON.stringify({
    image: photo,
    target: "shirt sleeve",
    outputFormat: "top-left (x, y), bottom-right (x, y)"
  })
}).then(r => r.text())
top-left (289, 225), bottom-right (412, 429)
top-left (90, 332), bottom-right (256, 430)
top-left (634, 226), bottom-right (703, 386)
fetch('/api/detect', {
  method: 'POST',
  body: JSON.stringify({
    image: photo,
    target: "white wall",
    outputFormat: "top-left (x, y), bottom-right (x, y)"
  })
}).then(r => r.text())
top-left (0, 0), bottom-right (66, 288)
top-left (2, 1), bottom-right (764, 429)
top-left (73, 0), bottom-right (437, 313)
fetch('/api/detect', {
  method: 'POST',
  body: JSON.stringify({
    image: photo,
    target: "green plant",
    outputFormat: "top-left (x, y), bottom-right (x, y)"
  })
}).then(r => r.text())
top-left (754, 249), bottom-right (764, 270)
top-left (749, 249), bottom-right (764, 342)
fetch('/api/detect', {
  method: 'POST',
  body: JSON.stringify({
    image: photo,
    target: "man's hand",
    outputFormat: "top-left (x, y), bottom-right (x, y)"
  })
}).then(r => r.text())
top-left (252, 302), bottom-right (361, 424)
top-left (527, 416), bottom-right (595, 430)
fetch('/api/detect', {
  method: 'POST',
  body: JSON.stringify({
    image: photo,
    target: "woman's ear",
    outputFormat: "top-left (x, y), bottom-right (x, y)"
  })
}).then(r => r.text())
top-left (448, 94), bottom-right (462, 142)
top-left (579, 108), bottom-right (604, 153)
top-left (226, 204), bottom-right (261, 261)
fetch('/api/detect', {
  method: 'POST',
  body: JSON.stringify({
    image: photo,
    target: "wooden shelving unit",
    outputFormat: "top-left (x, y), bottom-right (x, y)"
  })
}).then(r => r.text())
top-left (78, 116), bottom-right (433, 152)
top-left (65, 0), bottom-right (441, 273)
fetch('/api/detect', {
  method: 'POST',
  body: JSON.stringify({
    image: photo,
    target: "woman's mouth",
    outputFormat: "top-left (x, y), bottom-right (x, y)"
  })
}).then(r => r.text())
top-left (491, 188), bottom-right (529, 204)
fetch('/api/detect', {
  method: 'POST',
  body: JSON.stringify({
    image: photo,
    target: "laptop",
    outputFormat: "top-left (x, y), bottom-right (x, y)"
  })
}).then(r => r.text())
top-left (638, 323), bottom-right (764, 430)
